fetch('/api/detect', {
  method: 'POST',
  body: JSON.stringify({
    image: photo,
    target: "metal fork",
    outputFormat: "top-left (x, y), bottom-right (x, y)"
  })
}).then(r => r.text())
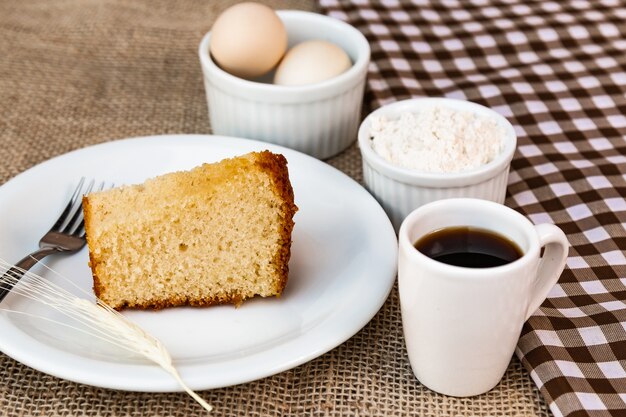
top-left (0, 178), bottom-right (103, 303)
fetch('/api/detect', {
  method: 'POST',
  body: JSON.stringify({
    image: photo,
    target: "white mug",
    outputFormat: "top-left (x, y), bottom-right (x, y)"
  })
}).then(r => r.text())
top-left (398, 198), bottom-right (569, 397)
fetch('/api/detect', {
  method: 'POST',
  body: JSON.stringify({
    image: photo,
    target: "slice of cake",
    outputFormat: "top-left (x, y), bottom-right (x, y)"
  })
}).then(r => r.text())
top-left (83, 151), bottom-right (297, 310)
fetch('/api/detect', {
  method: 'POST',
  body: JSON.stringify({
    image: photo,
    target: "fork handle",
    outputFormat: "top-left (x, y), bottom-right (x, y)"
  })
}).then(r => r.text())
top-left (0, 247), bottom-right (62, 303)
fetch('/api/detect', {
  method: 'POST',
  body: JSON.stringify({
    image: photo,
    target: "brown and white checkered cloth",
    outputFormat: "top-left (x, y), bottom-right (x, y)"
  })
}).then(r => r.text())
top-left (318, 0), bottom-right (626, 416)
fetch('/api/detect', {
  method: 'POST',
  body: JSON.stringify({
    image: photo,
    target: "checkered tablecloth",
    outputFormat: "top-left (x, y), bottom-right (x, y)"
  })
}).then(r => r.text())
top-left (319, 1), bottom-right (626, 416)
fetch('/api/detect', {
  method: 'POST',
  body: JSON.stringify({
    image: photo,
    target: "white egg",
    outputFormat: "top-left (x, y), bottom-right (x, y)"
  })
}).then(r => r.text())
top-left (210, 2), bottom-right (287, 79)
top-left (274, 40), bottom-right (352, 86)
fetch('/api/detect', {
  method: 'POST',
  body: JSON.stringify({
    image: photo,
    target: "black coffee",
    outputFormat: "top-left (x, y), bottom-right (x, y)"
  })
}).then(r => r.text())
top-left (414, 226), bottom-right (523, 268)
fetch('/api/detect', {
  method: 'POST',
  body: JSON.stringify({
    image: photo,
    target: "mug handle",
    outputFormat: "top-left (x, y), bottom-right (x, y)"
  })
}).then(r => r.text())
top-left (525, 223), bottom-right (570, 321)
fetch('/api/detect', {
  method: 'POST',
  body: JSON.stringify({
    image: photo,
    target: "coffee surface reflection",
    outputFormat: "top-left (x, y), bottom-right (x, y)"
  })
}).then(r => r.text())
top-left (414, 226), bottom-right (523, 268)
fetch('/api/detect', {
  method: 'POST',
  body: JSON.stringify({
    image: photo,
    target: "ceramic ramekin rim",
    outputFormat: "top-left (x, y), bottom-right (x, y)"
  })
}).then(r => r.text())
top-left (358, 98), bottom-right (517, 188)
top-left (198, 10), bottom-right (371, 102)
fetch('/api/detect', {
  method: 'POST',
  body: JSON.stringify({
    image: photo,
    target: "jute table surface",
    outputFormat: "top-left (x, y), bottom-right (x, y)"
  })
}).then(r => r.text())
top-left (2, 0), bottom-right (613, 416)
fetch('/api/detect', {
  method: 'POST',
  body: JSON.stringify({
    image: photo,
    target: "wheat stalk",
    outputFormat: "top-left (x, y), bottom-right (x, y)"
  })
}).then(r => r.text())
top-left (0, 258), bottom-right (212, 413)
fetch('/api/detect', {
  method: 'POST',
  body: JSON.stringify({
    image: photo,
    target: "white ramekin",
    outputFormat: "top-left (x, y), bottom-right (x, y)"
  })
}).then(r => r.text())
top-left (358, 98), bottom-right (517, 230)
top-left (198, 11), bottom-right (370, 160)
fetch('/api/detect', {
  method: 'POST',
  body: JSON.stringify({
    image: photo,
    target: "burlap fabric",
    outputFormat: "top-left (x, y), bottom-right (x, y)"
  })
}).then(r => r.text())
top-left (319, 1), bottom-right (626, 416)
top-left (1, 0), bottom-right (619, 416)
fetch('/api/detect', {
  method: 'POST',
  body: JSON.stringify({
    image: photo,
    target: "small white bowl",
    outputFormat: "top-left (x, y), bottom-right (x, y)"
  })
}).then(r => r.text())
top-left (358, 98), bottom-right (517, 230)
top-left (198, 11), bottom-right (370, 160)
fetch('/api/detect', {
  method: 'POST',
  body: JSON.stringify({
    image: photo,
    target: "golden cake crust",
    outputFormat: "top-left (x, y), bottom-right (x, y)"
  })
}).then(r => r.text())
top-left (254, 151), bottom-right (298, 297)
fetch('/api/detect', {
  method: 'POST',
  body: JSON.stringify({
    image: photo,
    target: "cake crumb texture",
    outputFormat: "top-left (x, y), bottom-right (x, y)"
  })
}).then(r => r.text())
top-left (83, 151), bottom-right (298, 310)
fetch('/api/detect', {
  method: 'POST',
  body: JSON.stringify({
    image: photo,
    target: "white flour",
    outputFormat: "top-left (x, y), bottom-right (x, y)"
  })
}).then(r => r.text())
top-left (369, 106), bottom-right (505, 173)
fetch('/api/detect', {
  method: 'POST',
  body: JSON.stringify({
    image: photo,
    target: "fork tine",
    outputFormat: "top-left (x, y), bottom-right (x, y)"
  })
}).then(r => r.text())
top-left (55, 180), bottom-right (94, 233)
top-left (60, 179), bottom-right (96, 234)
top-left (77, 222), bottom-right (87, 238)
top-left (67, 210), bottom-right (85, 236)
top-left (51, 177), bottom-right (85, 231)
top-left (68, 216), bottom-right (85, 237)
top-left (95, 182), bottom-right (107, 196)
top-left (69, 181), bottom-right (106, 238)
top-left (69, 181), bottom-right (106, 236)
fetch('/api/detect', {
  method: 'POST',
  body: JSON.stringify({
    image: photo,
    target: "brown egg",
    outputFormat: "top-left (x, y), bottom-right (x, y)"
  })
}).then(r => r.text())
top-left (209, 2), bottom-right (287, 79)
top-left (274, 40), bottom-right (352, 86)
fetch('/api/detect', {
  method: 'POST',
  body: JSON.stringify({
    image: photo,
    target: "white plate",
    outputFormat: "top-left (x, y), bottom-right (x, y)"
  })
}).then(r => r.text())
top-left (0, 134), bottom-right (397, 392)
